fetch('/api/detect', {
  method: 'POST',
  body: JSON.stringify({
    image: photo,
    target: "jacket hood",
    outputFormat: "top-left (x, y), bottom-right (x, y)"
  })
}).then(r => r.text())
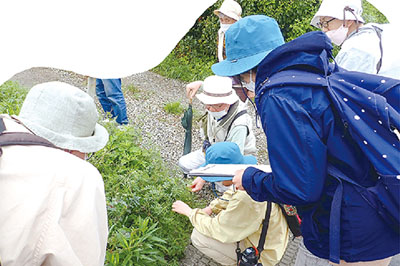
top-left (256, 31), bottom-right (333, 90)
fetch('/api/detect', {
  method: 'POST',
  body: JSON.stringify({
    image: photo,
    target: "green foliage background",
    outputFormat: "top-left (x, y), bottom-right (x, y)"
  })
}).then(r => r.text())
top-left (153, 0), bottom-right (388, 82)
top-left (0, 81), bottom-right (28, 115)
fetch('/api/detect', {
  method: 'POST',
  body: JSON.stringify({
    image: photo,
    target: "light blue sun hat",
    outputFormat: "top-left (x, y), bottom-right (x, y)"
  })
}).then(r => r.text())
top-left (200, 142), bottom-right (257, 182)
top-left (212, 15), bottom-right (285, 77)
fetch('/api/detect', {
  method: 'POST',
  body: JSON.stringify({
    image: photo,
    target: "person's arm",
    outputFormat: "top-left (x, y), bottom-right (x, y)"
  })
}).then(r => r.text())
top-left (241, 94), bottom-right (328, 205)
top-left (186, 81), bottom-right (203, 100)
top-left (208, 189), bottom-right (234, 214)
top-left (225, 125), bottom-right (248, 154)
top-left (189, 191), bottom-right (265, 243)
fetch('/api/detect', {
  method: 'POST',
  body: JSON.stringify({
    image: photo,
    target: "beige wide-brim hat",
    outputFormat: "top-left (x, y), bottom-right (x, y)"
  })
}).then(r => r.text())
top-left (196, 75), bottom-right (239, 105)
top-left (15, 81), bottom-right (109, 153)
top-left (311, 0), bottom-right (364, 28)
top-left (214, 0), bottom-right (242, 21)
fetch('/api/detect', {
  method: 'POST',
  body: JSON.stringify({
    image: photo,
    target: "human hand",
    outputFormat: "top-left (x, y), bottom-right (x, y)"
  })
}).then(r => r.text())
top-left (186, 81), bottom-right (203, 100)
top-left (191, 177), bottom-right (206, 192)
top-left (172, 200), bottom-right (192, 217)
top-left (232, 169), bottom-right (245, 190)
top-left (201, 206), bottom-right (212, 216)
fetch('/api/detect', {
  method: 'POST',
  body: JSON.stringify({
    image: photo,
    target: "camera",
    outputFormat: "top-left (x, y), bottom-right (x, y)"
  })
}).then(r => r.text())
top-left (238, 247), bottom-right (262, 266)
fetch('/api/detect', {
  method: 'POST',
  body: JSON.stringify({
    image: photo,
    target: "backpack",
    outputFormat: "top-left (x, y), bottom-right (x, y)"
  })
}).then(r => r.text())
top-left (257, 44), bottom-right (400, 263)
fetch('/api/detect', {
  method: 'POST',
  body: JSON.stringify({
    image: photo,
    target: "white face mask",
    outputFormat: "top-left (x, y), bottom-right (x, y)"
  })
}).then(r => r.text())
top-left (242, 80), bottom-right (255, 92)
top-left (220, 23), bottom-right (231, 33)
top-left (242, 70), bottom-right (255, 92)
top-left (326, 24), bottom-right (349, 46)
top-left (208, 109), bottom-right (228, 120)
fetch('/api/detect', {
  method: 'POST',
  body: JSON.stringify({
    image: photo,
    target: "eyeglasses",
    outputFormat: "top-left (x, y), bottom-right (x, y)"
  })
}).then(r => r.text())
top-left (316, 18), bottom-right (335, 29)
top-left (205, 103), bottom-right (225, 111)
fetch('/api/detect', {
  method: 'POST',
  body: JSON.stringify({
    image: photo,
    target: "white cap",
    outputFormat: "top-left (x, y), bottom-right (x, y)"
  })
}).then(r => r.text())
top-left (311, 0), bottom-right (365, 28)
top-left (196, 76), bottom-right (239, 105)
top-left (214, 0), bottom-right (242, 21)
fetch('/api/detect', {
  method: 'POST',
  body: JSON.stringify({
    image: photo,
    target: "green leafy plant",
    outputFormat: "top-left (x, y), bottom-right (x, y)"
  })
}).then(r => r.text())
top-left (106, 217), bottom-right (167, 266)
top-left (90, 123), bottom-right (204, 266)
top-left (124, 84), bottom-right (141, 94)
top-left (0, 81), bottom-right (28, 115)
top-left (164, 101), bottom-right (184, 115)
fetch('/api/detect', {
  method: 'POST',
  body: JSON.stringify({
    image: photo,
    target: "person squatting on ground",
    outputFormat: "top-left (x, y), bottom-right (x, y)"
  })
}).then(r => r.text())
top-left (311, 0), bottom-right (400, 79)
top-left (96, 78), bottom-right (129, 125)
top-left (0, 82), bottom-right (109, 266)
top-left (173, 142), bottom-right (289, 266)
top-left (178, 75), bottom-right (256, 172)
top-left (209, 15), bottom-right (399, 266)
top-left (214, 0), bottom-right (242, 62)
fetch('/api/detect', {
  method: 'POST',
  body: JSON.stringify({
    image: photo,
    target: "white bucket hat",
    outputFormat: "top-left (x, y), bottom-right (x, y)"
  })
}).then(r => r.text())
top-left (311, 0), bottom-right (365, 28)
top-left (15, 81), bottom-right (109, 153)
top-left (213, 0), bottom-right (242, 21)
top-left (196, 75), bottom-right (239, 105)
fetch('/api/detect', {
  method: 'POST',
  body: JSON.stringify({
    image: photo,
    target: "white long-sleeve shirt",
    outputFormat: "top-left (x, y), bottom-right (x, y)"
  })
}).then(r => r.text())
top-left (0, 116), bottom-right (108, 266)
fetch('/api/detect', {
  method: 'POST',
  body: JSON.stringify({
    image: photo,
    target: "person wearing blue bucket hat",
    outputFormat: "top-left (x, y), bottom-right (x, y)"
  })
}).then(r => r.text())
top-left (185, 15), bottom-right (284, 103)
top-left (211, 15), bottom-right (284, 94)
top-left (172, 142), bottom-right (289, 266)
top-left (221, 13), bottom-right (399, 266)
top-left (211, 15), bottom-right (284, 78)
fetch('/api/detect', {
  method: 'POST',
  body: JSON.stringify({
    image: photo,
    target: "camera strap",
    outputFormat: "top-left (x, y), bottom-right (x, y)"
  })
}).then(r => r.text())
top-left (235, 201), bottom-right (272, 264)
top-left (257, 201), bottom-right (272, 254)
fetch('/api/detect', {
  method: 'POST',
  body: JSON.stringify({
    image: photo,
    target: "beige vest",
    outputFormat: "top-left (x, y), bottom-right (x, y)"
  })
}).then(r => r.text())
top-left (203, 101), bottom-right (257, 156)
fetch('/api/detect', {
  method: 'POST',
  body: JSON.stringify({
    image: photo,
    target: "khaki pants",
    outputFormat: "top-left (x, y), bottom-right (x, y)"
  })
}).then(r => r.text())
top-left (295, 240), bottom-right (392, 266)
top-left (191, 228), bottom-right (246, 266)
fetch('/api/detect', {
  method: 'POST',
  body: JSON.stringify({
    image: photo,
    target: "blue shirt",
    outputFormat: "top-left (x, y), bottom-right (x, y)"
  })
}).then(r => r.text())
top-left (242, 31), bottom-right (400, 262)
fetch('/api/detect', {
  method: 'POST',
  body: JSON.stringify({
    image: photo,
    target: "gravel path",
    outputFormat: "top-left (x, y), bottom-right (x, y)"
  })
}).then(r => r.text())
top-left (8, 67), bottom-right (399, 266)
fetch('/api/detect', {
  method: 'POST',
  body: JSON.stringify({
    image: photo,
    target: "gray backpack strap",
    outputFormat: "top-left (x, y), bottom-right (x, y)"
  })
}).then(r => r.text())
top-left (371, 25), bottom-right (383, 74)
top-left (0, 118), bottom-right (57, 156)
top-left (224, 110), bottom-right (248, 141)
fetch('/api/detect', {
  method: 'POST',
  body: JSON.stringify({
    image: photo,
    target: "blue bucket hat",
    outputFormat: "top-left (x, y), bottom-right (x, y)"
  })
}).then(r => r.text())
top-left (200, 142), bottom-right (257, 182)
top-left (212, 15), bottom-right (285, 77)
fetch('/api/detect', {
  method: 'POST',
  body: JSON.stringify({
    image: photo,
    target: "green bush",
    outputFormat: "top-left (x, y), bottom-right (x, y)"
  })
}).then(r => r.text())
top-left (153, 0), bottom-right (388, 82)
top-left (90, 124), bottom-right (203, 266)
top-left (164, 101), bottom-right (185, 115)
top-left (0, 81), bottom-right (28, 115)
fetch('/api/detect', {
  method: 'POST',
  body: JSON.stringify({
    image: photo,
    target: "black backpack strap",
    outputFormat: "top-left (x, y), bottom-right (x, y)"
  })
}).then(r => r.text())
top-left (256, 201), bottom-right (272, 255)
top-left (0, 118), bottom-right (57, 156)
top-left (224, 110), bottom-right (248, 141)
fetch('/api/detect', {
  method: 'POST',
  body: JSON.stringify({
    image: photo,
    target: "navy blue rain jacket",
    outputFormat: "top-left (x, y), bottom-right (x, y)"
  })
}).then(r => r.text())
top-left (242, 31), bottom-right (400, 262)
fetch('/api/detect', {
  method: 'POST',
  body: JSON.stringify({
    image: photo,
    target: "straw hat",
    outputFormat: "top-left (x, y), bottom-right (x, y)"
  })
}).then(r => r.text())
top-left (214, 0), bottom-right (242, 21)
top-left (15, 81), bottom-right (109, 153)
top-left (196, 75), bottom-right (239, 105)
top-left (311, 0), bottom-right (365, 28)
